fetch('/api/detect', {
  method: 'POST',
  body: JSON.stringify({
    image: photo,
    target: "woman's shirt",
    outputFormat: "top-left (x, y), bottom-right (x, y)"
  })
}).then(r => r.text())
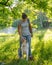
top-left (18, 20), bottom-right (31, 36)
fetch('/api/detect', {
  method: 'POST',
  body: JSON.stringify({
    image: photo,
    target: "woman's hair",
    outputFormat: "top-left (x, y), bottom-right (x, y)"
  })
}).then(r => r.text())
top-left (22, 13), bottom-right (27, 19)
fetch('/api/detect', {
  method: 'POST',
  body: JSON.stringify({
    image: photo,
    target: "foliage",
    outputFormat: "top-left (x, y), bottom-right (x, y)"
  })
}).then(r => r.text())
top-left (0, 0), bottom-right (52, 29)
top-left (12, 19), bottom-right (20, 27)
top-left (32, 12), bottom-right (49, 29)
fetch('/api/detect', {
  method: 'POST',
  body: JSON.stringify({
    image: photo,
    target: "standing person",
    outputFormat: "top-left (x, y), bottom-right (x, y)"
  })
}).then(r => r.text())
top-left (18, 13), bottom-right (33, 60)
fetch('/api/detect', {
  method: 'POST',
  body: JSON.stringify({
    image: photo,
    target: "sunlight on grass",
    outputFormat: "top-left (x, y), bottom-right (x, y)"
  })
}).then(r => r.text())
top-left (31, 34), bottom-right (39, 52)
top-left (43, 29), bottom-right (52, 43)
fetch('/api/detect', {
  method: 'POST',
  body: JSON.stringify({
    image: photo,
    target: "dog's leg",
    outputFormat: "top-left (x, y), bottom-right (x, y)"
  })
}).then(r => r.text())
top-left (21, 44), bottom-right (23, 59)
top-left (26, 43), bottom-right (29, 61)
top-left (26, 49), bottom-right (28, 60)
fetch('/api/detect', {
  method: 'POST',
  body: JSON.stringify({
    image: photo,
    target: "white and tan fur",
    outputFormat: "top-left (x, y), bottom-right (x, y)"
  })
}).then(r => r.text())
top-left (21, 38), bottom-right (29, 60)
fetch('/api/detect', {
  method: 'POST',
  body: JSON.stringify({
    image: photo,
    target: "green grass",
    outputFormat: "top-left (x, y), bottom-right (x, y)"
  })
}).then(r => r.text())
top-left (0, 28), bottom-right (52, 65)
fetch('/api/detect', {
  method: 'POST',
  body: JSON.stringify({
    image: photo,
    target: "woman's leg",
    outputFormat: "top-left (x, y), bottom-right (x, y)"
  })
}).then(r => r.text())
top-left (19, 37), bottom-right (22, 58)
top-left (26, 35), bottom-right (32, 57)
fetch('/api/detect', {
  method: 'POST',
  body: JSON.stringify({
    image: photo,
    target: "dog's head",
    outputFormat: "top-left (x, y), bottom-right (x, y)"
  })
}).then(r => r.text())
top-left (22, 37), bottom-right (26, 44)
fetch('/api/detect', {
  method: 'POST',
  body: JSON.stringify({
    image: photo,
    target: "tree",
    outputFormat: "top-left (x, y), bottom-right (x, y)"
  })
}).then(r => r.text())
top-left (32, 11), bottom-right (48, 29)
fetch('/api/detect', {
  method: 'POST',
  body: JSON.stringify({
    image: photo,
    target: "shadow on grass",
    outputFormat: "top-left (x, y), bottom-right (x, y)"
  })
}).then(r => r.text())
top-left (5, 59), bottom-right (20, 65)
top-left (5, 58), bottom-right (36, 65)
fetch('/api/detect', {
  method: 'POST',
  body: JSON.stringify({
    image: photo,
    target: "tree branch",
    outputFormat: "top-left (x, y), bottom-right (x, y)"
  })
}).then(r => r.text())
top-left (0, 0), bottom-right (9, 6)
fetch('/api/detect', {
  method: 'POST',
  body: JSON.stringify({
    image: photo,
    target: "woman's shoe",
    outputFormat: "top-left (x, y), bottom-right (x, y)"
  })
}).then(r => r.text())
top-left (29, 56), bottom-right (34, 61)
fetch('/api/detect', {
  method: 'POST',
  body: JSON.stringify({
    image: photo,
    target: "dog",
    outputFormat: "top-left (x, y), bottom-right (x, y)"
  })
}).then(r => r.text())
top-left (21, 37), bottom-right (29, 60)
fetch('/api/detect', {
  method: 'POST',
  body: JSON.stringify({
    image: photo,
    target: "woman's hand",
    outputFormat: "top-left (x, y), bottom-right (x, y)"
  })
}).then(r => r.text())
top-left (31, 33), bottom-right (33, 37)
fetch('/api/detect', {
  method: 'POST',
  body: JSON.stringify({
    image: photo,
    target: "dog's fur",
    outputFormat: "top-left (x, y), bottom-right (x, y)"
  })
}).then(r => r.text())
top-left (21, 38), bottom-right (29, 60)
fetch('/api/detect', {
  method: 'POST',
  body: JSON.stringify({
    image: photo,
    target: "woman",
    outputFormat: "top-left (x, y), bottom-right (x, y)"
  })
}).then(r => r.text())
top-left (18, 13), bottom-right (33, 60)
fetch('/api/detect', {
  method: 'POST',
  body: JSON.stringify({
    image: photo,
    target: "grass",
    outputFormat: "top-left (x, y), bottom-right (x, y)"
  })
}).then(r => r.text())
top-left (0, 28), bottom-right (52, 65)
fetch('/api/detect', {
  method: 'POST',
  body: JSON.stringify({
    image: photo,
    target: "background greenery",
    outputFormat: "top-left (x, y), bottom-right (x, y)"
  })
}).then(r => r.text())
top-left (0, 0), bottom-right (52, 29)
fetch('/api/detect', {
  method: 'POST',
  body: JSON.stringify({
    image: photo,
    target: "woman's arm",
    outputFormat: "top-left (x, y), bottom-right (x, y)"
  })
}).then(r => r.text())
top-left (29, 22), bottom-right (33, 37)
top-left (18, 24), bottom-right (24, 41)
top-left (28, 19), bottom-right (33, 37)
top-left (18, 24), bottom-right (22, 36)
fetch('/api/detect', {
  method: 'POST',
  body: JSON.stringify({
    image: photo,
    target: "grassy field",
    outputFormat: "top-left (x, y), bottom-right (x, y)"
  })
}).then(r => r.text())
top-left (0, 28), bottom-right (52, 65)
